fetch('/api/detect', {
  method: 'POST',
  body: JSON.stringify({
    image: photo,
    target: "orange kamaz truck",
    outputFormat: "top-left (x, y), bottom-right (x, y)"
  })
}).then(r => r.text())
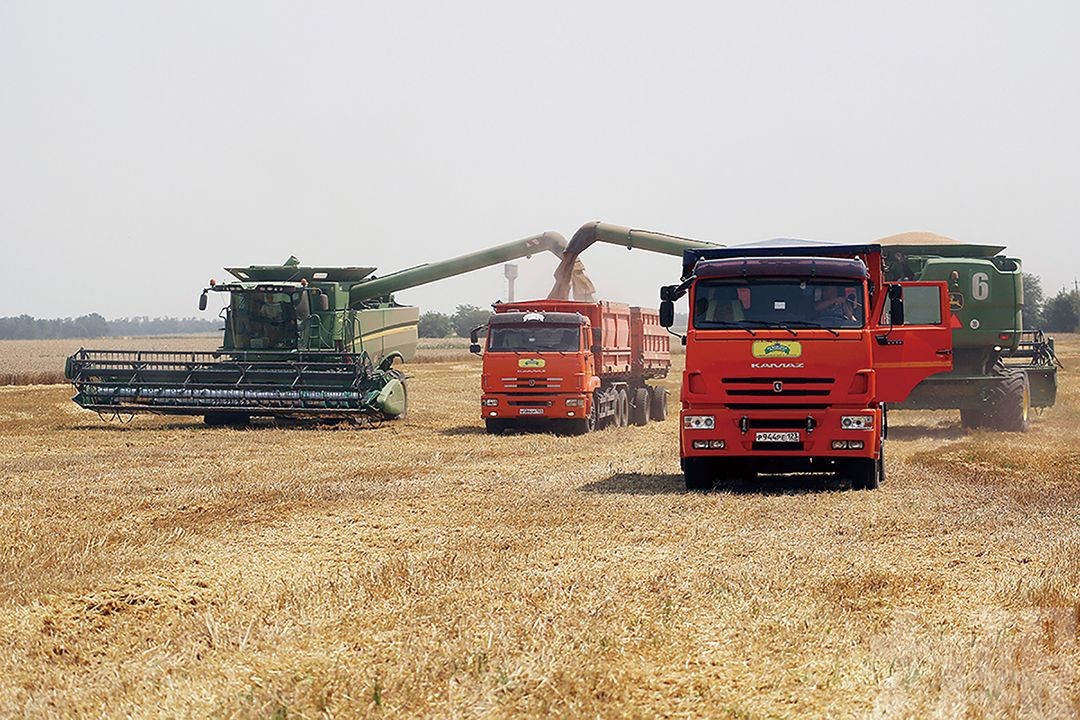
top-left (470, 300), bottom-right (671, 434)
top-left (658, 239), bottom-right (954, 491)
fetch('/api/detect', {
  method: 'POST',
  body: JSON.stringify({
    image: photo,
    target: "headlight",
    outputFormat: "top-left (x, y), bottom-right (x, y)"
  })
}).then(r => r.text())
top-left (841, 415), bottom-right (873, 430)
top-left (565, 398), bottom-right (585, 407)
top-left (482, 398), bottom-right (498, 407)
top-left (683, 415), bottom-right (715, 430)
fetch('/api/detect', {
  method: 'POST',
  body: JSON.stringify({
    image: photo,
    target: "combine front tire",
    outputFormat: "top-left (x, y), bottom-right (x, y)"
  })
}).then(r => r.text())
top-left (630, 388), bottom-right (650, 426)
top-left (987, 370), bottom-right (1030, 432)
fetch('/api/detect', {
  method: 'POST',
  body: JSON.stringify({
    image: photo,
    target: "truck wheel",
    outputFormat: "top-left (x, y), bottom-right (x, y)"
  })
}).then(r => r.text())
top-left (204, 412), bottom-right (250, 427)
top-left (849, 458), bottom-right (879, 491)
top-left (569, 400), bottom-right (598, 435)
top-left (683, 457), bottom-right (714, 492)
top-left (630, 388), bottom-right (650, 426)
top-left (485, 419), bottom-right (507, 435)
top-left (986, 370), bottom-right (1030, 432)
top-left (615, 388), bottom-right (630, 427)
top-left (649, 386), bottom-right (668, 421)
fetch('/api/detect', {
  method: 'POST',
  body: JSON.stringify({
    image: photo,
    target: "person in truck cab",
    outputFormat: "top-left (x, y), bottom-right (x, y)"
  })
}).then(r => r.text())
top-left (815, 285), bottom-right (861, 326)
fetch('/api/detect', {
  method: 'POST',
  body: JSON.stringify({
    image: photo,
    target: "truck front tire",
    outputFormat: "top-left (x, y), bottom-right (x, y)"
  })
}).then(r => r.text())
top-left (849, 457), bottom-right (880, 491)
top-left (683, 457), bottom-right (715, 492)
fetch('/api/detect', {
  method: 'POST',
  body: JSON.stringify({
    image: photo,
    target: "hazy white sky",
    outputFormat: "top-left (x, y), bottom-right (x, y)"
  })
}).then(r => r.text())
top-left (2, 0), bottom-right (1077, 319)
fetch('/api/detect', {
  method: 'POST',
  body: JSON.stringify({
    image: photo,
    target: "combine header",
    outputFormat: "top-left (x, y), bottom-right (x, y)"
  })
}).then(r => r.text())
top-left (65, 233), bottom-right (567, 425)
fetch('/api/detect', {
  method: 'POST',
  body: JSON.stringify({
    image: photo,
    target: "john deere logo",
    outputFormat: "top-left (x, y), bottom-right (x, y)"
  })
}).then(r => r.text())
top-left (519, 358), bottom-right (546, 368)
top-left (752, 340), bottom-right (802, 358)
top-left (949, 292), bottom-right (964, 311)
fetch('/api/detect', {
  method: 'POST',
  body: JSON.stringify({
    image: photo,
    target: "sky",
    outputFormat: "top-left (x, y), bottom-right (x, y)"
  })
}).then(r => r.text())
top-left (2, 0), bottom-right (1078, 319)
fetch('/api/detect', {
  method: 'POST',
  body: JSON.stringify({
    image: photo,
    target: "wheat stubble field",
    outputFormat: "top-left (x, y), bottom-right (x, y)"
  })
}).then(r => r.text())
top-left (0, 338), bottom-right (1077, 718)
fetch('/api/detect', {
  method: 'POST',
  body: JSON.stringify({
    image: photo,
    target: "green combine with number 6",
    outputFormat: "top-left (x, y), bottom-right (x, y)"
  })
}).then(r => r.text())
top-left (879, 232), bottom-right (1060, 431)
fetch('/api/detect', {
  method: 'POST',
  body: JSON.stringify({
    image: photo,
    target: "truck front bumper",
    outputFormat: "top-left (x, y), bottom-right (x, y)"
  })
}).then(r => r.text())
top-left (481, 393), bottom-right (591, 421)
top-left (680, 407), bottom-right (882, 461)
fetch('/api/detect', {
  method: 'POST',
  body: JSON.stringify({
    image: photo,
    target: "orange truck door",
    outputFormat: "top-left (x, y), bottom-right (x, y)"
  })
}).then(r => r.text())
top-left (872, 281), bottom-right (954, 403)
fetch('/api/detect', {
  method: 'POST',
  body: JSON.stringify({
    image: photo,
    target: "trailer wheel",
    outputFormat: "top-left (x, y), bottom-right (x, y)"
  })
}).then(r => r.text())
top-left (683, 457), bottom-right (714, 492)
top-left (630, 388), bottom-right (650, 426)
top-left (649, 386), bottom-right (668, 421)
top-left (985, 369), bottom-right (1030, 432)
top-left (204, 412), bottom-right (250, 427)
top-left (849, 458), bottom-right (880, 491)
top-left (485, 419), bottom-right (507, 435)
top-left (615, 387), bottom-right (630, 427)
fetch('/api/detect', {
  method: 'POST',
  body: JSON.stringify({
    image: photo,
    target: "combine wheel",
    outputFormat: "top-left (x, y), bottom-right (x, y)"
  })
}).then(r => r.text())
top-left (683, 457), bottom-right (715, 492)
top-left (960, 406), bottom-right (986, 429)
top-left (986, 370), bottom-right (1030, 432)
top-left (615, 388), bottom-right (630, 427)
top-left (649, 386), bottom-right (668, 421)
top-left (630, 388), bottom-right (650, 426)
top-left (204, 412), bottom-right (250, 427)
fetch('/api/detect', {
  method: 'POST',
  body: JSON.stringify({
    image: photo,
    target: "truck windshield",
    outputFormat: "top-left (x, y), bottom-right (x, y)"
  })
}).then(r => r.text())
top-left (693, 279), bottom-right (865, 329)
top-left (230, 291), bottom-right (299, 349)
top-left (488, 325), bottom-right (581, 352)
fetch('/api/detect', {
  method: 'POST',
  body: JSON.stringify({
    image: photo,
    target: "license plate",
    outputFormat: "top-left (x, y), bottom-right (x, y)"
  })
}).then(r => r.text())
top-left (755, 431), bottom-right (800, 443)
top-left (518, 408), bottom-right (544, 415)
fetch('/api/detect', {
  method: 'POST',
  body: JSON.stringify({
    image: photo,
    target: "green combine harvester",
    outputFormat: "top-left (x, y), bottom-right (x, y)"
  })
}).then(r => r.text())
top-left (879, 232), bottom-right (1061, 431)
top-left (65, 232), bottom-right (567, 425)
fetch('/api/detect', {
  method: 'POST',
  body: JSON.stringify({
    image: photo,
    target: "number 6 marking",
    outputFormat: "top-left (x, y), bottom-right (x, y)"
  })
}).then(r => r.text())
top-left (971, 272), bottom-right (989, 301)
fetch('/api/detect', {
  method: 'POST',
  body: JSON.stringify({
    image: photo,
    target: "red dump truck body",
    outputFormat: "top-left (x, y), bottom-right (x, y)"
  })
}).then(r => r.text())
top-left (473, 300), bottom-right (671, 434)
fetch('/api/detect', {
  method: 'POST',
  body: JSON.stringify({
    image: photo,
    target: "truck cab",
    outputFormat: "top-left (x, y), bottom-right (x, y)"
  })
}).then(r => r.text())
top-left (660, 240), bottom-right (953, 491)
top-left (473, 300), bottom-right (671, 435)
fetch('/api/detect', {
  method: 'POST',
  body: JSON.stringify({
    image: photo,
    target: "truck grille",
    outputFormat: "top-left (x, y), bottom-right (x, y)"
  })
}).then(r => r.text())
top-left (722, 377), bottom-right (834, 398)
top-left (500, 377), bottom-right (564, 389)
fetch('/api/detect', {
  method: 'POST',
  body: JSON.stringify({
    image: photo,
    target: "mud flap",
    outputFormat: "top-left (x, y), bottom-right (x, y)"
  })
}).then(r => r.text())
top-left (376, 377), bottom-right (407, 418)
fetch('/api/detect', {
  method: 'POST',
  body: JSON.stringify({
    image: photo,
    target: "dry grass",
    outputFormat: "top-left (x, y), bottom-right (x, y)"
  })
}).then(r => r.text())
top-left (0, 336), bottom-right (476, 385)
top-left (0, 338), bottom-right (1077, 717)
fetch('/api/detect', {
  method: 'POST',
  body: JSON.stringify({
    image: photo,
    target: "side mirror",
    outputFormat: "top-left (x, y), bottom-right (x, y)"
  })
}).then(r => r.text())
top-left (198, 291), bottom-right (208, 311)
top-left (888, 285), bottom-right (905, 325)
top-left (659, 300), bottom-right (675, 328)
top-left (317, 291), bottom-right (330, 311)
top-left (469, 343), bottom-right (482, 355)
top-left (469, 326), bottom-right (483, 354)
top-left (660, 285), bottom-right (678, 302)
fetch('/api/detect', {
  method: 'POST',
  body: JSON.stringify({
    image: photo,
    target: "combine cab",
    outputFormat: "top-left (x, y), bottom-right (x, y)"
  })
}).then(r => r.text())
top-left (66, 233), bottom-right (568, 425)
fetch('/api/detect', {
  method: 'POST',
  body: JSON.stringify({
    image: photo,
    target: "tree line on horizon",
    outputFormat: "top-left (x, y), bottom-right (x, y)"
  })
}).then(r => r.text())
top-left (0, 314), bottom-right (219, 340)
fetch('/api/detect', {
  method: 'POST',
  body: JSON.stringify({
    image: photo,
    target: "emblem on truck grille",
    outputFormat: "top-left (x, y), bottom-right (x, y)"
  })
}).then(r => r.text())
top-left (519, 358), bottom-right (546, 368)
top-left (752, 340), bottom-right (802, 358)
top-left (773, 381), bottom-right (783, 393)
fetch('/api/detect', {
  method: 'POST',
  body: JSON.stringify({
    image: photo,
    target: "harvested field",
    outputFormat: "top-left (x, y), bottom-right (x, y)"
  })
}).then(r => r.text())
top-left (0, 336), bottom-right (476, 385)
top-left (0, 337), bottom-right (1077, 717)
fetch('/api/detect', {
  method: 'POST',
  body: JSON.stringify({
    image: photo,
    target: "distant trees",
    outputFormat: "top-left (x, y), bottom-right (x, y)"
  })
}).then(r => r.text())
top-left (0, 315), bottom-right (218, 340)
top-left (418, 312), bottom-right (453, 338)
top-left (1042, 289), bottom-right (1080, 333)
top-left (1021, 272), bottom-right (1045, 328)
top-left (451, 305), bottom-right (492, 338)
